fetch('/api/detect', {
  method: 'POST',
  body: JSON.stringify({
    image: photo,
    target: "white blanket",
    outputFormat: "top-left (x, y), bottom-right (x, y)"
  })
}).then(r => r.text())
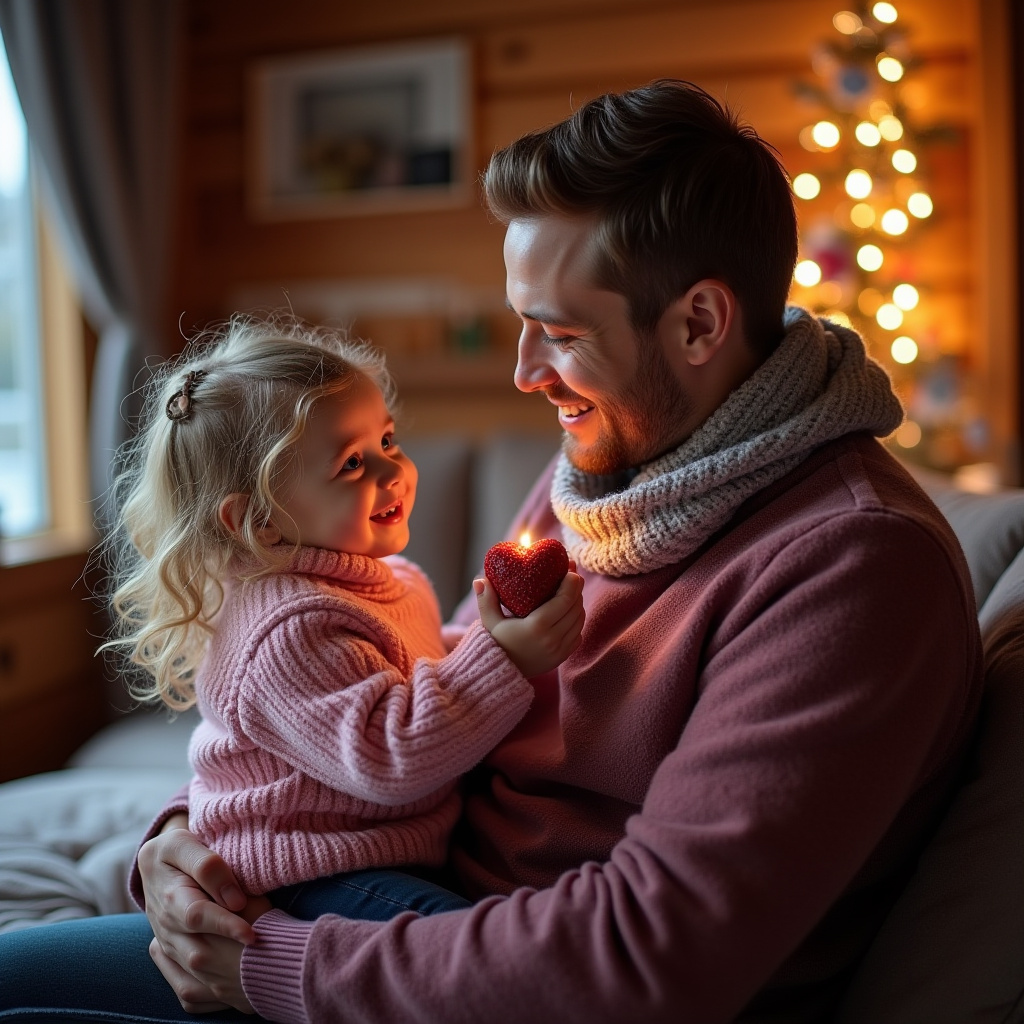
top-left (0, 767), bottom-right (189, 932)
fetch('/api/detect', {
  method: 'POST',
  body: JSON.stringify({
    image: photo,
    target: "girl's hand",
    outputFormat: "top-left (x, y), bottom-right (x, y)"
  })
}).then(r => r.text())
top-left (138, 820), bottom-right (259, 1013)
top-left (475, 564), bottom-right (585, 678)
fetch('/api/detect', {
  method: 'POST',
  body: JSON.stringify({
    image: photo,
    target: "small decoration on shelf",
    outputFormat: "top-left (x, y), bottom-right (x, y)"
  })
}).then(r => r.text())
top-left (484, 533), bottom-right (569, 618)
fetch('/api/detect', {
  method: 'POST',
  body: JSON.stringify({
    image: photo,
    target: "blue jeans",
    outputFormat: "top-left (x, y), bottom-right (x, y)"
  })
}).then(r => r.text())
top-left (0, 869), bottom-right (471, 1022)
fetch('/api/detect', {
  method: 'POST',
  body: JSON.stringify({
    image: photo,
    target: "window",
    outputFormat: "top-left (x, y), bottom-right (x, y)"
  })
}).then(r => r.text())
top-left (0, 33), bottom-right (89, 554)
top-left (0, 34), bottom-right (46, 537)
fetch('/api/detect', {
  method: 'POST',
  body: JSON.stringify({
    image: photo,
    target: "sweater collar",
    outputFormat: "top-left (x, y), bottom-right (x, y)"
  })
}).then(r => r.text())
top-left (550, 308), bottom-right (904, 577)
top-left (232, 545), bottom-right (402, 597)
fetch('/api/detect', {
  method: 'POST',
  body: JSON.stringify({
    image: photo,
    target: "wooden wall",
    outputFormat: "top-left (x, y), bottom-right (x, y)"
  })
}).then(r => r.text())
top-left (171, 0), bottom-right (999, 453)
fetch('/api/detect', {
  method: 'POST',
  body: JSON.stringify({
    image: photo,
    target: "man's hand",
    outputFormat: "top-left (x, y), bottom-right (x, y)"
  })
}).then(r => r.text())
top-left (139, 817), bottom-right (266, 1014)
top-left (476, 563), bottom-right (585, 677)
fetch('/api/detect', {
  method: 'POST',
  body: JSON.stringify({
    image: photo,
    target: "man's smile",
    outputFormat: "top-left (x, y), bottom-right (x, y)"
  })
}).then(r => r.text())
top-left (557, 402), bottom-right (595, 427)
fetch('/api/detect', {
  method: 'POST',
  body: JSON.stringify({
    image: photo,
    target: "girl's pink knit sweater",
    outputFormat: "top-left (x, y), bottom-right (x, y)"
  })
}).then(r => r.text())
top-left (188, 546), bottom-right (532, 896)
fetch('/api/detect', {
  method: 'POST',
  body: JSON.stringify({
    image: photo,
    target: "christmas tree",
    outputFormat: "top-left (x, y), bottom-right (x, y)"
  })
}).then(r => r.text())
top-left (788, 2), bottom-right (986, 473)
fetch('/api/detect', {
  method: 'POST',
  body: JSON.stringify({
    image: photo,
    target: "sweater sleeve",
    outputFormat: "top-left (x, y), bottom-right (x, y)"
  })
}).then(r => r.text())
top-left (241, 510), bottom-right (981, 1024)
top-left (237, 619), bottom-right (533, 806)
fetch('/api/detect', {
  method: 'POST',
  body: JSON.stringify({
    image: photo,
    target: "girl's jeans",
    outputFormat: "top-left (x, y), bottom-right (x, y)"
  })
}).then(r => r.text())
top-left (0, 868), bottom-right (471, 1022)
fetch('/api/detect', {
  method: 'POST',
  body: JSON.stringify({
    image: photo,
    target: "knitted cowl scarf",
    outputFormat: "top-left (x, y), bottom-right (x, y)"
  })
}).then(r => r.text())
top-left (550, 306), bottom-right (904, 577)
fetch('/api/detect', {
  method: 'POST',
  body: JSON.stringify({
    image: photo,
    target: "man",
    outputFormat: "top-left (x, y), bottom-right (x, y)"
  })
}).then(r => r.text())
top-left (5, 80), bottom-right (983, 1024)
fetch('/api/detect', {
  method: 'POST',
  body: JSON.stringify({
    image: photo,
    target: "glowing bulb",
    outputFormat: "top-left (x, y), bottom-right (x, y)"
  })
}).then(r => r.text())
top-left (794, 260), bottom-right (823, 287)
top-left (850, 202), bottom-right (876, 228)
top-left (892, 149), bottom-right (917, 173)
top-left (857, 244), bottom-right (884, 272)
top-left (877, 55), bottom-right (905, 82)
top-left (891, 335), bottom-right (919, 363)
top-left (881, 208), bottom-right (909, 235)
top-left (855, 121), bottom-right (882, 146)
top-left (792, 173), bottom-right (821, 199)
top-left (519, 532), bottom-right (532, 547)
top-left (833, 10), bottom-right (863, 33)
top-left (858, 288), bottom-right (884, 315)
top-left (907, 192), bottom-right (933, 218)
top-left (877, 115), bottom-right (904, 140)
top-left (812, 120), bottom-right (841, 149)
top-left (893, 283), bottom-right (919, 309)
top-left (819, 281), bottom-right (843, 306)
top-left (895, 420), bottom-right (922, 447)
top-left (876, 303), bottom-right (904, 330)
top-left (872, 2), bottom-right (898, 24)
top-left (845, 169), bottom-right (873, 199)
top-left (799, 126), bottom-right (820, 151)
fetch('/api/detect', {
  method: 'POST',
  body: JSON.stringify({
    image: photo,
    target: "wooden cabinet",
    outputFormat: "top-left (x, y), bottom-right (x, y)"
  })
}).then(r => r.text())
top-left (0, 543), bottom-right (109, 781)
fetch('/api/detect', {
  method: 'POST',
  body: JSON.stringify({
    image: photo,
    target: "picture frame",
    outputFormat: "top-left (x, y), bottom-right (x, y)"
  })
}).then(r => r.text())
top-left (247, 39), bottom-right (471, 220)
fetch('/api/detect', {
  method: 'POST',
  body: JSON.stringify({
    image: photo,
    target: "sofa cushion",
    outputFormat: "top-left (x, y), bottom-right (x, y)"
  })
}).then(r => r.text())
top-left (835, 587), bottom-right (1024, 1021)
top-left (909, 465), bottom-right (1024, 612)
top-left (400, 435), bottom-right (473, 618)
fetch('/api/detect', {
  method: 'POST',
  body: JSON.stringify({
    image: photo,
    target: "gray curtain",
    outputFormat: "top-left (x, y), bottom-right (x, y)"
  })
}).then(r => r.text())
top-left (0, 0), bottom-right (180, 505)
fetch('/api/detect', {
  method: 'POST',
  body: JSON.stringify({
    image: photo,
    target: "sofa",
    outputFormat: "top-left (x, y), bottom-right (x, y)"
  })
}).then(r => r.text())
top-left (1, 433), bottom-right (1022, 1022)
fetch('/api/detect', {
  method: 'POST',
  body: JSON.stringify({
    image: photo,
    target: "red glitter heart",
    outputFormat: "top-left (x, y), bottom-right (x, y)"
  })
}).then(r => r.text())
top-left (484, 537), bottom-right (569, 618)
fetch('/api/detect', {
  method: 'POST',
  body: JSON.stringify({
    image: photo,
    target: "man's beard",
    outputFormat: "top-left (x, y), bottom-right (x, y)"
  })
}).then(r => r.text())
top-left (561, 339), bottom-right (694, 477)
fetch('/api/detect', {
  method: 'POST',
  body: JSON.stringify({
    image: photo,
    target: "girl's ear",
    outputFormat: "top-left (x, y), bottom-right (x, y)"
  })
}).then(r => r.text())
top-left (218, 493), bottom-right (283, 545)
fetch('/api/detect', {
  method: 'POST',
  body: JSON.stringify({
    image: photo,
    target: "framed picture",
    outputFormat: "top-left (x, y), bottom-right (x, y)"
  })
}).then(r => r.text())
top-left (247, 39), bottom-right (471, 220)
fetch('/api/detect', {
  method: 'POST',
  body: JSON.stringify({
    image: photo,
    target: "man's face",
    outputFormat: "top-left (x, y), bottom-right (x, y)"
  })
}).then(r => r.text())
top-left (505, 215), bottom-right (696, 476)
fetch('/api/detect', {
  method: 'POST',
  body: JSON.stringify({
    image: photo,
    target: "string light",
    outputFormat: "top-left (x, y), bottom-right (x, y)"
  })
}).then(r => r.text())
top-left (893, 283), bottom-right (919, 309)
top-left (877, 114), bottom-right (904, 140)
top-left (907, 191), bottom-right (933, 217)
top-left (876, 303), bottom-right (904, 330)
top-left (881, 208), bottom-right (909, 235)
top-left (845, 169), bottom-right (873, 198)
top-left (812, 120), bottom-right (841, 148)
top-left (876, 55), bottom-right (904, 82)
top-left (850, 202), bottom-right (876, 228)
top-left (833, 10), bottom-right (862, 33)
top-left (794, 259), bottom-right (823, 286)
top-left (792, 172), bottom-right (821, 199)
top-left (858, 288), bottom-right (884, 315)
top-left (891, 335), bottom-right (919, 363)
top-left (857, 244), bottom-right (884, 271)
top-left (895, 420), bottom-right (922, 447)
top-left (855, 121), bottom-right (882, 146)
top-left (872, 3), bottom-right (898, 24)
top-left (892, 149), bottom-right (917, 173)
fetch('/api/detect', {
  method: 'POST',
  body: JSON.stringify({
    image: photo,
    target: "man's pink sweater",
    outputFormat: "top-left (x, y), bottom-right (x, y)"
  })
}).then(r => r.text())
top-left (187, 546), bottom-right (533, 895)
top-left (234, 436), bottom-right (983, 1023)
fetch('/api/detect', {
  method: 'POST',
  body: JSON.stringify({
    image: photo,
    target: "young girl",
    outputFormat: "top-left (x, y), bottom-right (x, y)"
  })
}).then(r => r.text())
top-left (101, 314), bottom-right (585, 921)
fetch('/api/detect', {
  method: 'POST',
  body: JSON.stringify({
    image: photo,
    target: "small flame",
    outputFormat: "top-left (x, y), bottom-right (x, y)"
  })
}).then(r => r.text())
top-left (519, 531), bottom-right (532, 548)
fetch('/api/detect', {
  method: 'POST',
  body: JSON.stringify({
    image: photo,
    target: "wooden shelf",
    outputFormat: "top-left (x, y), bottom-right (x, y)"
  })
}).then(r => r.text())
top-left (389, 352), bottom-right (517, 393)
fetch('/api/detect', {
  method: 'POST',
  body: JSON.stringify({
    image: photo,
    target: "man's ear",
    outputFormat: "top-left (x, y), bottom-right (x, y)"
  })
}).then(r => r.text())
top-left (660, 279), bottom-right (737, 368)
top-left (218, 493), bottom-right (282, 545)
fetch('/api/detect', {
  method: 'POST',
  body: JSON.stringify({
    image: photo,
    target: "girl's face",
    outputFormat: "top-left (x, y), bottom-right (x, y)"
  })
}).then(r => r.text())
top-left (272, 377), bottom-right (417, 558)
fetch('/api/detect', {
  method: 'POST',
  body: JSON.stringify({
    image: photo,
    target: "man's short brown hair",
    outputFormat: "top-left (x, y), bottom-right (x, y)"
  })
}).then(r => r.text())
top-left (484, 80), bottom-right (798, 357)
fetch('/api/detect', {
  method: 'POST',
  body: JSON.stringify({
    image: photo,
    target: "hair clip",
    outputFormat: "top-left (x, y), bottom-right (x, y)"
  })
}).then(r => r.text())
top-left (166, 370), bottom-right (207, 422)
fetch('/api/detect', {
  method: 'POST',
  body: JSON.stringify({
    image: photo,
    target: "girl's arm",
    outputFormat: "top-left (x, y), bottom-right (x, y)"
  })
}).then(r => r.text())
top-left (237, 614), bottom-right (533, 805)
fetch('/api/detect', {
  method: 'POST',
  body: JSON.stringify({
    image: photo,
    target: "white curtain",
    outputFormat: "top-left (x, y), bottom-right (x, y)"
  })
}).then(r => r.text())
top-left (0, 0), bottom-right (181, 505)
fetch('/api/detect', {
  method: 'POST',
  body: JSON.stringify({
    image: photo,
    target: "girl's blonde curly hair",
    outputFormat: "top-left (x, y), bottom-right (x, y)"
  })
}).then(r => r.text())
top-left (98, 313), bottom-right (395, 711)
